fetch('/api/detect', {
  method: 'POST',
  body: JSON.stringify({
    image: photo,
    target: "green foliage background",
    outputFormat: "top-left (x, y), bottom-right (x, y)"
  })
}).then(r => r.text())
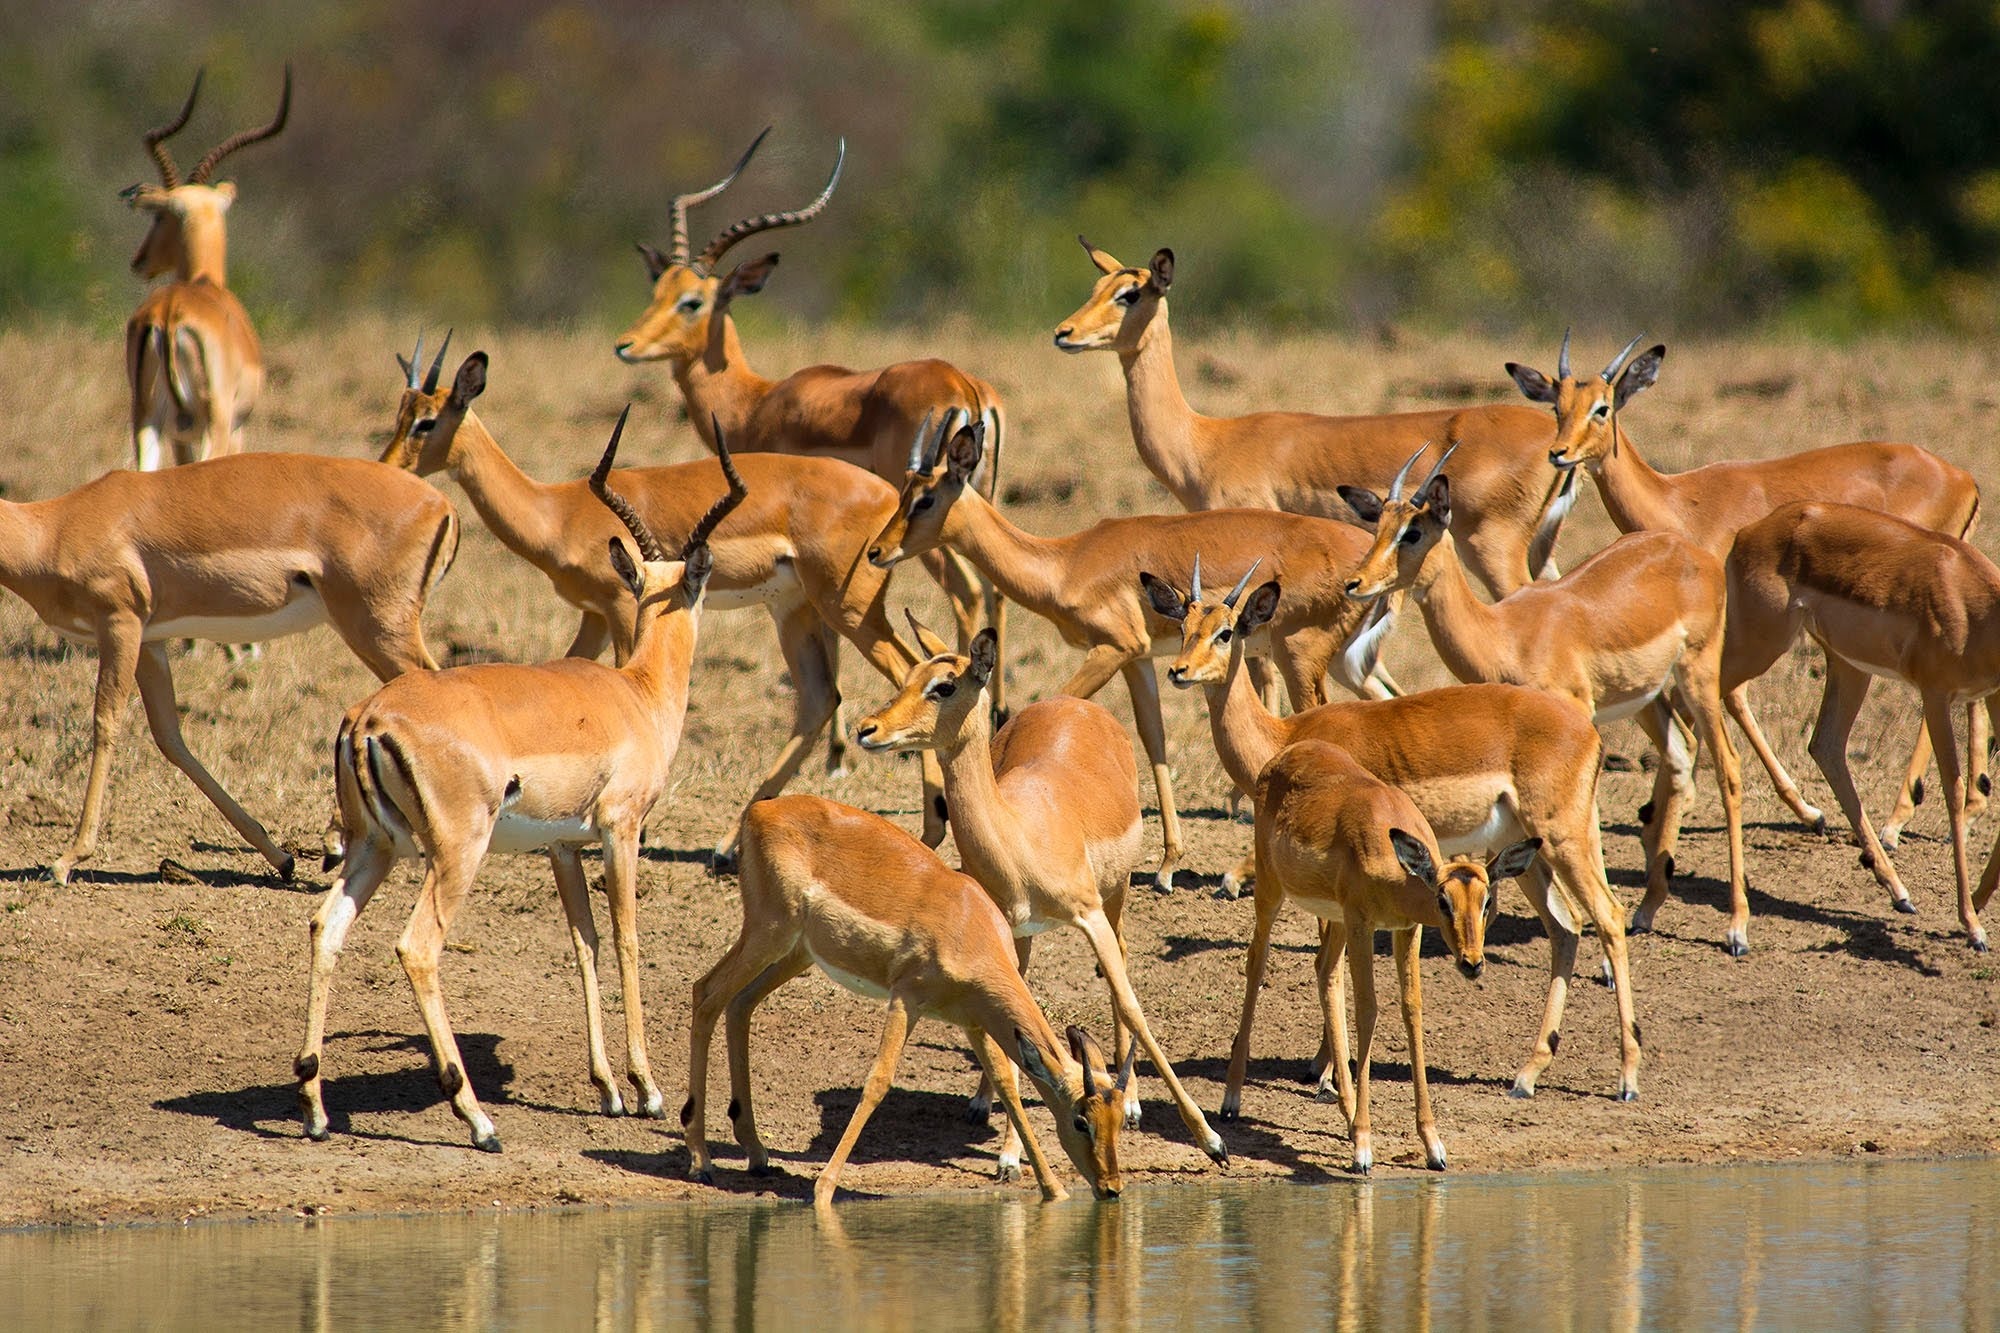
top-left (2, 0), bottom-right (1994, 334)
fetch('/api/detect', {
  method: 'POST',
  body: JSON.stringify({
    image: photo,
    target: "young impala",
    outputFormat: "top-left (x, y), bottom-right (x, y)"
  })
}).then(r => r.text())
top-left (1054, 236), bottom-right (1569, 596)
top-left (1724, 501), bottom-right (2000, 952)
top-left (855, 619), bottom-right (1228, 1166)
top-left (1242, 739), bottom-right (1540, 1171)
top-left (1342, 445), bottom-right (1748, 954)
top-left (297, 410), bottom-right (740, 1151)
top-left (613, 130), bottom-right (1008, 708)
top-left (685, 794), bottom-right (1133, 1206)
top-left (1154, 567), bottom-right (1643, 1102)
top-left (870, 422), bottom-right (1399, 889)
top-left (380, 340), bottom-right (944, 858)
top-left (1508, 333), bottom-right (1983, 847)
top-left (122, 66), bottom-right (290, 469)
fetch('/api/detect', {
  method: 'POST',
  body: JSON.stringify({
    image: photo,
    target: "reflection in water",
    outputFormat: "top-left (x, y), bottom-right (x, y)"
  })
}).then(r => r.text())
top-left (5, 1158), bottom-right (1998, 1329)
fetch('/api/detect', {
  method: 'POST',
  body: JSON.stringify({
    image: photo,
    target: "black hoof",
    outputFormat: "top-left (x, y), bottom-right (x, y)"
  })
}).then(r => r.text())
top-left (304, 1124), bottom-right (329, 1143)
top-left (1727, 939), bottom-right (1749, 958)
top-left (748, 1162), bottom-right (774, 1177)
top-left (475, 1135), bottom-right (503, 1154)
top-left (1895, 899), bottom-right (1918, 915)
top-left (709, 852), bottom-right (737, 876)
top-left (689, 1166), bottom-right (715, 1185)
top-left (1973, 937), bottom-right (1991, 954)
top-left (963, 1100), bottom-right (992, 1125)
top-left (1217, 1105), bottom-right (1240, 1123)
top-left (320, 851), bottom-right (341, 873)
top-left (1812, 815), bottom-right (1829, 836)
top-left (277, 854), bottom-right (297, 883)
top-left (1616, 1088), bottom-right (1639, 1104)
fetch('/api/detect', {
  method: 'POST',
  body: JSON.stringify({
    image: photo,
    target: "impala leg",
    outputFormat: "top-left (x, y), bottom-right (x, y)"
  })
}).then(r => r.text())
top-left (919, 547), bottom-right (984, 652)
top-left (970, 1027), bottom-right (1065, 1200)
top-left (1079, 910), bottom-right (1224, 1161)
top-left (602, 831), bottom-right (665, 1118)
top-left (1807, 661), bottom-right (1911, 912)
top-left (1508, 861), bottom-right (1579, 1100)
top-left (686, 918), bottom-right (799, 1183)
top-left (1311, 918), bottom-right (1354, 1118)
top-left (1273, 630), bottom-right (1334, 711)
top-left (1629, 697), bottom-right (1692, 936)
top-left (1679, 661), bottom-right (1749, 955)
top-left (548, 847), bottom-right (624, 1116)
top-left (1974, 696), bottom-right (2000, 914)
top-left (1922, 694), bottom-right (1986, 951)
top-left (815, 993), bottom-right (914, 1208)
top-left (1393, 927), bottom-right (1447, 1170)
top-left (1247, 656), bottom-right (1283, 714)
top-left (318, 573), bottom-right (442, 680)
top-left (53, 617), bottom-right (142, 885)
top-left (712, 606), bottom-right (842, 868)
top-left (1726, 684), bottom-right (1827, 831)
top-left (1456, 523), bottom-right (1534, 601)
top-left (1545, 826), bottom-right (1642, 1101)
top-left (395, 839), bottom-right (500, 1150)
top-left (296, 834), bottom-right (395, 1141)
top-left (1345, 917), bottom-right (1380, 1174)
top-left (969, 933), bottom-right (1032, 1124)
top-left (1968, 701), bottom-right (1992, 820)
top-left (984, 582), bottom-right (1010, 720)
top-left (1102, 891), bottom-right (1144, 1127)
top-left (724, 946), bottom-right (815, 1172)
top-left (845, 614), bottom-right (949, 848)
top-left (1221, 873), bottom-right (1282, 1121)
top-left (134, 644), bottom-right (294, 878)
top-left (1120, 659), bottom-right (1183, 891)
top-left (819, 625), bottom-right (850, 779)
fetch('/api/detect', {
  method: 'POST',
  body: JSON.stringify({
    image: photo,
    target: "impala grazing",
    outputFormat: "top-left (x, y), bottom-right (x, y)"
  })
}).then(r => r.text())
top-left (1054, 236), bottom-right (1568, 596)
top-left (871, 422), bottom-right (1399, 889)
top-left (298, 410), bottom-right (738, 1150)
top-left (381, 341), bottom-right (945, 858)
top-left (1155, 569), bottom-right (1643, 1101)
top-left (685, 794), bottom-right (1132, 1205)
top-left (1239, 739), bottom-right (1540, 1171)
top-left (1343, 445), bottom-right (1748, 954)
top-left (856, 619), bottom-right (1229, 1166)
top-left (1723, 501), bottom-right (2000, 951)
top-left (614, 130), bottom-right (1009, 710)
top-left (1508, 333), bottom-right (1984, 846)
top-left (122, 66), bottom-right (291, 470)
top-left (0, 449), bottom-right (456, 884)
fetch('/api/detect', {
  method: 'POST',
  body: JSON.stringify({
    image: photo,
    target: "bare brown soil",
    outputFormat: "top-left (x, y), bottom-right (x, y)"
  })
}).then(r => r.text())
top-left (2, 323), bottom-right (1998, 1228)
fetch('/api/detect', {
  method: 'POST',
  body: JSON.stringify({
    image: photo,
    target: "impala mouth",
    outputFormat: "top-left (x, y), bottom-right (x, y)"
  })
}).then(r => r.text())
top-left (853, 726), bottom-right (900, 753)
top-left (867, 545), bottom-right (902, 569)
top-left (1549, 448), bottom-right (1581, 471)
top-left (1457, 959), bottom-right (1485, 981)
top-left (1165, 665), bottom-right (1202, 690)
top-left (1052, 331), bottom-right (1090, 353)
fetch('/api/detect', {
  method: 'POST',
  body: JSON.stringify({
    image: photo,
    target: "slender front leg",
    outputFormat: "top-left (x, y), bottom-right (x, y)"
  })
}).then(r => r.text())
top-left (1726, 683), bottom-right (1827, 831)
top-left (1393, 927), bottom-right (1446, 1170)
top-left (53, 615), bottom-right (143, 884)
top-left (1345, 916), bottom-right (1380, 1174)
top-left (1543, 832), bottom-right (1643, 1102)
top-left (713, 606), bottom-right (842, 868)
top-left (970, 1028), bottom-right (1066, 1201)
top-left (548, 847), bottom-right (624, 1115)
top-left (1806, 660), bottom-right (1912, 912)
top-left (1102, 892), bottom-right (1143, 1127)
top-left (297, 835), bottom-right (396, 1140)
top-left (969, 933), bottom-right (1033, 1125)
top-left (1506, 862), bottom-right (1581, 1099)
top-left (1628, 697), bottom-right (1693, 936)
top-left (1311, 919), bottom-right (1352, 1112)
top-left (685, 917), bottom-right (800, 1183)
top-left (1922, 693), bottom-right (1987, 951)
top-left (1078, 911), bottom-right (1225, 1161)
top-left (1221, 877), bottom-right (1282, 1121)
top-left (815, 994), bottom-right (914, 1208)
top-left (601, 831), bottom-right (665, 1118)
top-left (1883, 718), bottom-right (1934, 849)
top-left (134, 644), bottom-right (295, 878)
top-left (1676, 659), bottom-right (1748, 955)
top-left (563, 613), bottom-right (612, 661)
top-left (1120, 658), bottom-right (1183, 891)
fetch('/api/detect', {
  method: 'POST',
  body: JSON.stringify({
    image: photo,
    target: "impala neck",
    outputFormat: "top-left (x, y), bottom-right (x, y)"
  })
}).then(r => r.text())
top-left (623, 598), bottom-right (701, 729)
top-left (674, 313), bottom-right (770, 449)
top-left (1587, 421), bottom-right (1681, 535)
top-left (1119, 314), bottom-right (1205, 503)
top-left (932, 704), bottom-right (1034, 913)
top-left (1205, 636), bottom-right (1289, 795)
top-left (941, 493), bottom-right (1069, 612)
top-left (1409, 535), bottom-right (1510, 684)
top-left (443, 411), bottom-right (571, 565)
top-left (175, 214), bottom-right (229, 284)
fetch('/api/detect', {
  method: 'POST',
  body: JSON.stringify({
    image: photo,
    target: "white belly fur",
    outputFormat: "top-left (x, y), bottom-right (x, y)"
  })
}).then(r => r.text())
top-left (704, 567), bottom-right (802, 613)
top-left (148, 588), bottom-right (328, 644)
top-left (486, 811), bottom-right (598, 854)
top-left (811, 947), bottom-right (892, 1001)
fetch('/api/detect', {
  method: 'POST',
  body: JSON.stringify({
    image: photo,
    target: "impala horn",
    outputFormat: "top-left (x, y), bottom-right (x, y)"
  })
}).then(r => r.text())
top-left (1417, 441), bottom-right (1461, 493)
top-left (1223, 558), bottom-right (1263, 609)
top-left (397, 329), bottom-right (425, 390)
top-left (1386, 442), bottom-right (1428, 503)
top-left (695, 138), bottom-right (845, 273)
top-left (1601, 332), bottom-right (1647, 384)
top-left (589, 406), bottom-right (667, 563)
top-left (1557, 326), bottom-right (1572, 380)
top-left (680, 416), bottom-right (750, 559)
top-left (141, 69), bottom-right (204, 188)
top-left (1190, 551), bottom-right (1204, 604)
top-left (422, 328), bottom-right (452, 394)
top-left (668, 127), bottom-right (769, 267)
top-left (187, 64), bottom-right (291, 185)
top-left (907, 410), bottom-right (935, 472)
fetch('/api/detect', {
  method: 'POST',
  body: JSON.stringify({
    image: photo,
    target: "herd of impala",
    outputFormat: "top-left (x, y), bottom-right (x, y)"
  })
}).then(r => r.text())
top-left (14, 71), bottom-right (1999, 1205)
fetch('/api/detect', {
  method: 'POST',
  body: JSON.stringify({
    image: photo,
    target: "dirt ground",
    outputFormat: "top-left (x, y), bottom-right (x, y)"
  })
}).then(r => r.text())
top-left (2, 322), bottom-right (1998, 1229)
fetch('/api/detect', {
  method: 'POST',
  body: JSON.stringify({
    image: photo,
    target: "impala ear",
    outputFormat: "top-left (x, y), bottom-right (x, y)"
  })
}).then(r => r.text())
top-left (1389, 828), bottom-right (1436, 884)
top-left (211, 181), bottom-right (237, 209)
top-left (1079, 233), bottom-right (1121, 274)
top-left (1015, 1028), bottom-right (1058, 1089)
top-left (450, 352), bottom-right (488, 409)
top-left (1148, 247), bottom-right (1174, 292)
top-left (945, 424), bottom-right (984, 481)
top-left (636, 242), bottom-right (671, 281)
top-left (607, 537), bottom-right (643, 598)
top-left (903, 609), bottom-right (954, 661)
top-left (968, 627), bottom-right (999, 685)
top-left (1613, 345), bottom-right (1665, 408)
top-left (1336, 485), bottom-right (1385, 526)
top-left (719, 252), bottom-right (779, 301)
top-left (683, 544), bottom-right (715, 596)
top-left (1140, 571), bottom-right (1189, 622)
top-left (1506, 362), bottom-right (1558, 404)
top-left (1238, 580), bottom-right (1280, 634)
top-left (1488, 836), bottom-right (1543, 883)
top-left (1416, 473), bottom-right (1451, 527)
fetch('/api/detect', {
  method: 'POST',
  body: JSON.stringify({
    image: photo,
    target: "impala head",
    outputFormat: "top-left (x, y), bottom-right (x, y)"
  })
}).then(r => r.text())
top-left (592, 406), bottom-right (748, 615)
top-left (122, 65), bottom-right (290, 278)
top-left (1053, 236), bottom-right (1173, 353)
top-left (868, 419), bottom-right (985, 567)
top-left (1506, 329), bottom-right (1665, 471)
top-left (1015, 1025), bottom-right (1134, 1199)
top-left (1339, 444), bottom-right (1458, 599)
top-left (855, 621), bottom-right (997, 754)
top-left (1389, 832), bottom-right (1542, 980)
top-left (614, 130), bottom-right (843, 365)
top-left (1144, 556), bottom-right (1277, 689)
top-left (380, 331), bottom-right (468, 473)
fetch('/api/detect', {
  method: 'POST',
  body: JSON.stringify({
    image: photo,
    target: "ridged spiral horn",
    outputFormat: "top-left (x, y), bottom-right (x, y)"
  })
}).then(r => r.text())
top-left (141, 69), bottom-right (204, 188)
top-left (695, 138), bottom-right (845, 272)
top-left (188, 64), bottom-right (291, 185)
top-left (668, 127), bottom-right (769, 266)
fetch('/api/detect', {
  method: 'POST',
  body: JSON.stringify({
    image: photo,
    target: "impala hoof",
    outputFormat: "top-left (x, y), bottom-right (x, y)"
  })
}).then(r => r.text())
top-left (1811, 815), bottom-right (1829, 836)
top-left (1894, 898), bottom-right (1918, 915)
top-left (747, 1162), bottom-right (774, 1177)
top-left (1972, 933), bottom-right (1991, 954)
top-left (689, 1165), bottom-right (715, 1185)
top-left (1217, 1102), bottom-right (1240, 1123)
top-left (1508, 1083), bottom-right (1535, 1100)
top-left (1725, 933), bottom-right (1749, 958)
top-left (1616, 1087), bottom-right (1639, 1104)
top-left (276, 853), bottom-right (296, 882)
top-left (1426, 1146), bottom-right (1448, 1172)
top-left (964, 1095), bottom-right (993, 1123)
top-left (996, 1156), bottom-right (1021, 1183)
top-left (1205, 1133), bottom-right (1229, 1165)
top-left (709, 849), bottom-right (738, 875)
top-left (474, 1132), bottom-right (503, 1154)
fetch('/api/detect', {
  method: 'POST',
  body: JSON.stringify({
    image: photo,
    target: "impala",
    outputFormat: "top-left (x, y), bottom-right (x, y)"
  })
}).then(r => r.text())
top-left (1155, 568), bottom-right (1643, 1101)
top-left (1723, 501), bottom-right (2000, 952)
top-left (1508, 333), bottom-right (1984, 845)
top-left (685, 794), bottom-right (1132, 1205)
top-left (380, 340), bottom-right (945, 858)
top-left (856, 618), bottom-right (1229, 1166)
top-left (122, 66), bottom-right (290, 469)
top-left (297, 410), bottom-right (739, 1150)
top-left (613, 130), bottom-right (1009, 710)
top-left (1054, 236), bottom-right (1569, 597)
top-left (0, 440), bottom-right (456, 884)
top-left (1241, 739), bottom-right (1540, 1171)
top-left (870, 422), bottom-right (1400, 889)
top-left (1343, 445), bottom-right (1749, 954)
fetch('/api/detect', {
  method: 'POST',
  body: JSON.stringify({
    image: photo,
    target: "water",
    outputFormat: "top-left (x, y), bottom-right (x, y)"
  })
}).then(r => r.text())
top-left (5, 1158), bottom-right (1997, 1330)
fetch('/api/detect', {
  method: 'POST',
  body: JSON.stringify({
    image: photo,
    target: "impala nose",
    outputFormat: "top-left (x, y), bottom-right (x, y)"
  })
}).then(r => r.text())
top-left (1459, 959), bottom-right (1485, 981)
top-left (856, 723), bottom-right (878, 744)
top-left (614, 341), bottom-right (636, 362)
top-left (1053, 328), bottom-right (1074, 347)
top-left (867, 545), bottom-right (883, 563)
top-left (1344, 577), bottom-right (1363, 595)
top-left (1166, 664), bottom-right (1187, 686)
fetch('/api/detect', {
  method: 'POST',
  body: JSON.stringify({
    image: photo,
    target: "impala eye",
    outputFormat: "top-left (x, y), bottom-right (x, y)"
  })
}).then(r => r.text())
top-left (1073, 1113), bottom-right (1092, 1135)
top-left (927, 679), bottom-right (957, 700)
top-left (412, 419), bottom-right (436, 437)
top-left (676, 296), bottom-right (703, 314)
top-left (1215, 627), bottom-right (1233, 645)
top-left (912, 494), bottom-right (935, 514)
top-left (1114, 287), bottom-right (1140, 307)
top-left (1591, 403), bottom-right (1610, 420)
top-left (1400, 525), bottom-right (1422, 545)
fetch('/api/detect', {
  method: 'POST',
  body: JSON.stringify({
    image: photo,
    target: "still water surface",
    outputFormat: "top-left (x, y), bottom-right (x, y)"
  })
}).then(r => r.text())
top-left (5, 1157), bottom-right (1997, 1330)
